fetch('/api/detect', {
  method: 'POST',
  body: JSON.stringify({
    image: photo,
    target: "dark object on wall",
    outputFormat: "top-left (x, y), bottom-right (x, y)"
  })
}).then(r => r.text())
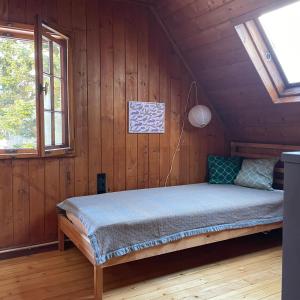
top-left (282, 152), bottom-right (300, 300)
top-left (97, 173), bottom-right (106, 194)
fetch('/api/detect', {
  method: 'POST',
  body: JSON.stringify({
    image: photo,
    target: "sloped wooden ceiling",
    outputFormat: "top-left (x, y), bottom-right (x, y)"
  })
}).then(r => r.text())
top-left (152, 0), bottom-right (300, 144)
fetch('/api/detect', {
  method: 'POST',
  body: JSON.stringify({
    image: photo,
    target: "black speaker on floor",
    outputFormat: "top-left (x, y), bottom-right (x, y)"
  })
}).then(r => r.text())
top-left (97, 173), bottom-right (106, 194)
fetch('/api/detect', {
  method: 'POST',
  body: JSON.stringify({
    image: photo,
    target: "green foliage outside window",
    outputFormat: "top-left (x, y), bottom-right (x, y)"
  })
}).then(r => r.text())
top-left (0, 37), bottom-right (36, 149)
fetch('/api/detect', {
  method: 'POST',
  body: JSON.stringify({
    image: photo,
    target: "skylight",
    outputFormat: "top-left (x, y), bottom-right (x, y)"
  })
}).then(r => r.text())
top-left (259, 1), bottom-right (300, 85)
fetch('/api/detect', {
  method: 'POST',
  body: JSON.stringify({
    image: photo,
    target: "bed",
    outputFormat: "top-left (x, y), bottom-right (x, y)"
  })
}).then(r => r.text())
top-left (57, 142), bottom-right (300, 300)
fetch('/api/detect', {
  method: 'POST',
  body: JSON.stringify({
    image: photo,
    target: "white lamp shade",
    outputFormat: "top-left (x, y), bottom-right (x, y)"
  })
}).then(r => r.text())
top-left (188, 105), bottom-right (212, 128)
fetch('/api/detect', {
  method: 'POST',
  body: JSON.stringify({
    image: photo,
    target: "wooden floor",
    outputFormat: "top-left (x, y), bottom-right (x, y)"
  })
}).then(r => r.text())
top-left (0, 232), bottom-right (282, 300)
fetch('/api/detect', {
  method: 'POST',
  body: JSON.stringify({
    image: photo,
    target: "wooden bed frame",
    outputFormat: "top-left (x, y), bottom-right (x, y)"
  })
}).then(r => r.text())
top-left (57, 142), bottom-right (300, 300)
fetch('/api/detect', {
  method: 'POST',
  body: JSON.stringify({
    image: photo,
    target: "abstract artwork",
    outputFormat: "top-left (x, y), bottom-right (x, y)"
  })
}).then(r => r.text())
top-left (128, 101), bottom-right (165, 134)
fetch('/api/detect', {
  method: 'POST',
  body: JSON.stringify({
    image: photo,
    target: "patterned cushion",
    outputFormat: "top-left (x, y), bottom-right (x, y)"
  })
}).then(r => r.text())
top-left (234, 158), bottom-right (278, 190)
top-left (208, 155), bottom-right (242, 184)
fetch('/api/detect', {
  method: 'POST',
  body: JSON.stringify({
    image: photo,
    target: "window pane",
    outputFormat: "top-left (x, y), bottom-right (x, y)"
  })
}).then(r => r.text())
top-left (43, 75), bottom-right (51, 110)
top-left (53, 42), bottom-right (62, 77)
top-left (0, 37), bottom-right (37, 150)
top-left (44, 111), bottom-right (52, 146)
top-left (42, 22), bottom-right (70, 152)
top-left (54, 78), bottom-right (62, 111)
top-left (42, 38), bottom-right (50, 75)
top-left (259, 2), bottom-right (300, 84)
top-left (55, 112), bottom-right (63, 145)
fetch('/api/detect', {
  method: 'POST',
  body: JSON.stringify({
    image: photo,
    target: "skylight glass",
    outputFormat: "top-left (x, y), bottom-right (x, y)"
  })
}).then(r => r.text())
top-left (259, 1), bottom-right (300, 85)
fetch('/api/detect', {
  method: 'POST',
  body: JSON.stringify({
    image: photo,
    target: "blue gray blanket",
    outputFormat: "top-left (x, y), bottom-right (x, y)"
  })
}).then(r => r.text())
top-left (57, 183), bottom-right (283, 264)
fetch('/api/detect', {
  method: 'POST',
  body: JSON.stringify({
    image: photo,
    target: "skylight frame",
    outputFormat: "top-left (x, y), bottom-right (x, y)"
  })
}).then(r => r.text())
top-left (256, 18), bottom-right (300, 89)
top-left (235, 2), bottom-right (300, 104)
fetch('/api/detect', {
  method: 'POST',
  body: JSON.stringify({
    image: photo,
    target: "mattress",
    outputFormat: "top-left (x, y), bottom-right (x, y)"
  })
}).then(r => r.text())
top-left (57, 183), bottom-right (283, 264)
top-left (66, 212), bottom-right (88, 235)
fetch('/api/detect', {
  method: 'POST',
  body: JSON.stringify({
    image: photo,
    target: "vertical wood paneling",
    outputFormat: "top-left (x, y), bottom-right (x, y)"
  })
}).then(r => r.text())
top-left (159, 36), bottom-right (171, 186)
top-left (113, 3), bottom-right (126, 191)
top-left (59, 158), bottom-right (75, 201)
top-left (87, 0), bottom-right (101, 194)
top-left (12, 160), bottom-right (30, 246)
top-left (0, 0), bottom-right (8, 21)
top-left (179, 70), bottom-right (190, 185)
top-left (0, 160), bottom-right (13, 248)
top-left (72, 0), bottom-right (89, 196)
top-left (44, 159), bottom-right (60, 241)
top-left (57, 0), bottom-right (72, 30)
top-left (169, 51), bottom-right (182, 186)
top-left (0, 0), bottom-right (226, 250)
top-left (8, 0), bottom-right (25, 22)
top-left (198, 123), bottom-right (209, 181)
top-left (189, 88), bottom-right (201, 183)
top-left (169, 78), bottom-right (181, 186)
top-left (148, 16), bottom-right (160, 188)
top-left (29, 160), bottom-right (45, 244)
top-left (137, 8), bottom-right (149, 189)
top-left (100, 0), bottom-right (114, 192)
top-left (42, 0), bottom-right (57, 24)
top-left (125, 4), bottom-right (138, 190)
top-left (26, 0), bottom-right (42, 24)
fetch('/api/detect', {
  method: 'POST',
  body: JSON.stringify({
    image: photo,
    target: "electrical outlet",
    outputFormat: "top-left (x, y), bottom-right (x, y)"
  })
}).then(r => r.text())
top-left (97, 173), bottom-right (106, 194)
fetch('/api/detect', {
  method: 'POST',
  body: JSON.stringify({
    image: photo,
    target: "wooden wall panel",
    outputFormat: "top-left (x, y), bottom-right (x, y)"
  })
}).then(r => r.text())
top-left (0, 0), bottom-right (8, 21)
top-left (8, 0), bottom-right (26, 22)
top-left (137, 8), bottom-right (150, 189)
top-left (72, 0), bottom-right (89, 196)
top-left (29, 160), bottom-right (45, 244)
top-left (0, 0), bottom-right (226, 251)
top-left (179, 71), bottom-right (191, 185)
top-left (100, 1), bottom-right (114, 192)
top-left (188, 88), bottom-right (202, 184)
top-left (169, 78), bottom-right (181, 186)
top-left (12, 160), bottom-right (30, 246)
top-left (57, 0), bottom-right (72, 30)
top-left (59, 158), bottom-right (75, 201)
top-left (0, 161), bottom-right (13, 248)
top-left (44, 159), bottom-right (60, 242)
top-left (26, 0), bottom-right (42, 23)
top-left (155, 0), bottom-right (300, 144)
top-left (148, 16), bottom-right (160, 188)
top-left (158, 30), bottom-right (171, 186)
top-left (87, 0), bottom-right (101, 194)
top-left (125, 4), bottom-right (139, 190)
top-left (113, 3), bottom-right (126, 192)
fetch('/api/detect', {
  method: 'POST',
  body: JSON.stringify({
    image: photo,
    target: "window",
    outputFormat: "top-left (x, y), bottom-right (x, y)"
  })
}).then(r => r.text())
top-left (258, 2), bottom-right (300, 86)
top-left (235, 1), bottom-right (300, 104)
top-left (0, 19), bottom-right (74, 158)
top-left (0, 24), bottom-right (36, 154)
top-left (39, 24), bottom-right (71, 152)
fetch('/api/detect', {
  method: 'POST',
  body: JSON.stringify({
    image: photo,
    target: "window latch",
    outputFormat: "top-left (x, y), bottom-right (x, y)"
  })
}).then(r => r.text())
top-left (39, 81), bottom-right (49, 95)
top-left (265, 52), bottom-right (272, 61)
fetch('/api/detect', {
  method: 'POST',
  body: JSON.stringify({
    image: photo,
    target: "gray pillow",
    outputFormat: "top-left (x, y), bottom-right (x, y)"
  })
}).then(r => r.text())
top-left (234, 158), bottom-right (278, 190)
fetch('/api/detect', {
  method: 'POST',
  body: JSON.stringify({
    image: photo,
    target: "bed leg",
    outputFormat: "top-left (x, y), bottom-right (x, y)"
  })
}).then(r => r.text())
top-left (94, 265), bottom-right (103, 300)
top-left (58, 227), bottom-right (65, 251)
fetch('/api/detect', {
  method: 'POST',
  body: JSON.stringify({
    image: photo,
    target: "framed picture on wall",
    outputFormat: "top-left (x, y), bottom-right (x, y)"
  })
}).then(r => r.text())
top-left (128, 101), bottom-right (165, 134)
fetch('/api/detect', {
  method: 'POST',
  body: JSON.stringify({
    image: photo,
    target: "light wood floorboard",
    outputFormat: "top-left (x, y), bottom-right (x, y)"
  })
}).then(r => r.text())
top-left (0, 233), bottom-right (282, 299)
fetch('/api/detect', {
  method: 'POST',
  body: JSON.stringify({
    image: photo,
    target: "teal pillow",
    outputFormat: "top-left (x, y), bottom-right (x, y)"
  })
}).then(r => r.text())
top-left (208, 155), bottom-right (242, 184)
top-left (234, 158), bottom-right (278, 190)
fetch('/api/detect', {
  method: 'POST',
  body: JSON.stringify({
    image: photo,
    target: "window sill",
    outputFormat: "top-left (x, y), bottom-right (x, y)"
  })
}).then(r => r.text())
top-left (0, 152), bottom-right (38, 160)
top-left (273, 94), bottom-right (300, 104)
top-left (279, 86), bottom-right (300, 98)
top-left (0, 148), bottom-right (75, 160)
top-left (44, 147), bottom-right (75, 158)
